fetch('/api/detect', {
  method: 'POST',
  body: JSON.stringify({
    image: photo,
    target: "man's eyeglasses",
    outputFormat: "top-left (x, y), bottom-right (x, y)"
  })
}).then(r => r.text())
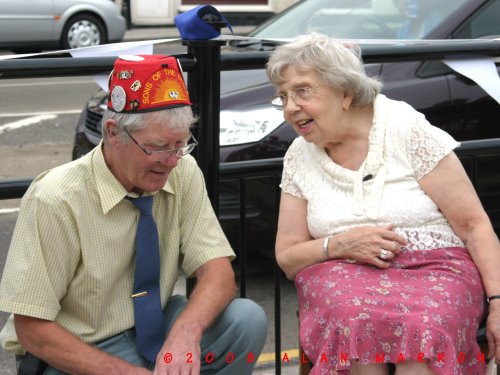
top-left (123, 128), bottom-right (198, 162)
top-left (270, 85), bottom-right (325, 111)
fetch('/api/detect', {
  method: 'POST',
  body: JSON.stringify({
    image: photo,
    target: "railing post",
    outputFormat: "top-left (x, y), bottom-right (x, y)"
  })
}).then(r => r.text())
top-left (274, 176), bottom-right (282, 375)
top-left (182, 39), bottom-right (225, 296)
top-left (183, 40), bottom-right (225, 214)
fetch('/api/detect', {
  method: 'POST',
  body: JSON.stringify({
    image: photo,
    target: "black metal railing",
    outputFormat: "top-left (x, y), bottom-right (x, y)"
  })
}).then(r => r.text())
top-left (1, 38), bottom-right (499, 374)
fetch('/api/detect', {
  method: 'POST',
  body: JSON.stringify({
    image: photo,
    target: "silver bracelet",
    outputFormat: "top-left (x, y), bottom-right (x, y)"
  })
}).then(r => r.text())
top-left (323, 235), bottom-right (332, 258)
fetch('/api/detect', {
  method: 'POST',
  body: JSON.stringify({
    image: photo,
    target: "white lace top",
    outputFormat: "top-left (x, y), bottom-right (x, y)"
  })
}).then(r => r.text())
top-left (280, 94), bottom-right (464, 251)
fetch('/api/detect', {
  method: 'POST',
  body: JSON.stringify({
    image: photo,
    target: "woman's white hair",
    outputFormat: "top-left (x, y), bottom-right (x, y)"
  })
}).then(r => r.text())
top-left (102, 106), bottom-right (197, 143)
top-left (266, 33), bottom-right (382, 106)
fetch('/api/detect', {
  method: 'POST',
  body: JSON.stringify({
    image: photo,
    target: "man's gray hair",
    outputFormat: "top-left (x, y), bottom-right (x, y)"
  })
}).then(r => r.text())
top-left (266, 33), bottom-right (382, 107)
top-left (102, 106), bottom-right (197, 143)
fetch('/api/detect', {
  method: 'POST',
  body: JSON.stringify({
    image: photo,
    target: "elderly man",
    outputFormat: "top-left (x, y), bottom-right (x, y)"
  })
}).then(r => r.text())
top-left (0, 55), bottom-right (267, 374)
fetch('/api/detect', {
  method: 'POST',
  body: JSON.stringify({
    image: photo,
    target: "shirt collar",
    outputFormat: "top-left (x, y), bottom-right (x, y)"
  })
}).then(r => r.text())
top-left (91, 142), bottom-right (175, 214)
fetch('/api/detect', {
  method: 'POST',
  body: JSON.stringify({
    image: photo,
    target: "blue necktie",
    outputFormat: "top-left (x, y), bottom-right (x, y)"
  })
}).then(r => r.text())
top-left (127, 195), bottom-right (164, 362)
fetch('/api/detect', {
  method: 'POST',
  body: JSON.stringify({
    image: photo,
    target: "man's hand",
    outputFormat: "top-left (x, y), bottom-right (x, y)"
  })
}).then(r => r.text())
top-left (153, 322), bottom-right (202, 375)
top-left (14, 315), bottom-right (154, 375)
top-left (152, 258), bottom-right (235, 374)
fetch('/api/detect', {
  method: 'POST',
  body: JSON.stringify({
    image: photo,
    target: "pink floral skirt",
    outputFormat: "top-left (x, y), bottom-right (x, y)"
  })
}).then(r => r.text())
top-left (295, 247), bottom-right (486, 375)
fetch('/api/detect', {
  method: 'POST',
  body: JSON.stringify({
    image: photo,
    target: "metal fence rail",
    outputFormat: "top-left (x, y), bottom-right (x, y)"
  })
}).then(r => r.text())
top-left (1, 38), bottom-right (500, 374)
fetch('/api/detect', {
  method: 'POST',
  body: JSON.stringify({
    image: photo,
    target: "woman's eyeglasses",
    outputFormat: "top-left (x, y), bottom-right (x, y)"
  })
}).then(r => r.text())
top-left (270, 85), bottom-right (325, 110)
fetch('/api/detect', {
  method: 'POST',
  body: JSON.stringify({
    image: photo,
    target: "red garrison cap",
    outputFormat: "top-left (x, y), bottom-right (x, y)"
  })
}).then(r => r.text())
top-left (107, 54), bottom-right (191, 113)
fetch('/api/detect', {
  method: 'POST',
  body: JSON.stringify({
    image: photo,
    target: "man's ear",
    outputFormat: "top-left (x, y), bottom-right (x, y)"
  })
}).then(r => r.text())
top-left (104, 119), bottom-right (119, 140)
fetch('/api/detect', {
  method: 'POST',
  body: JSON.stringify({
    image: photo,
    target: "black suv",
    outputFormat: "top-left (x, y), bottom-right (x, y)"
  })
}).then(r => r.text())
top-left (73, 0), bottom-right (500, 258)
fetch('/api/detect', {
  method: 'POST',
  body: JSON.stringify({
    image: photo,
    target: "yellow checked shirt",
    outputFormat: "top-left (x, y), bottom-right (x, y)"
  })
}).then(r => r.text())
top-left (0, 143), bottom-right (235, 354)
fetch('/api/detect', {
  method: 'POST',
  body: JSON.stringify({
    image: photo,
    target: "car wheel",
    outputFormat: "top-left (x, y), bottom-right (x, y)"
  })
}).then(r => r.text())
top-left (61, 14), bottom-right (107, 50)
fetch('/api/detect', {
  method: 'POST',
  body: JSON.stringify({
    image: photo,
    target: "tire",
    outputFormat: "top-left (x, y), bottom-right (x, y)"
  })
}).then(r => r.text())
top-left (61, 14), bottom-right (107, 50)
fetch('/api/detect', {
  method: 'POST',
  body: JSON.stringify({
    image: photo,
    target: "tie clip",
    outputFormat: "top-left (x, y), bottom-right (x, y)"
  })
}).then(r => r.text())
top-left (131, 291), bottom-right (148, 298)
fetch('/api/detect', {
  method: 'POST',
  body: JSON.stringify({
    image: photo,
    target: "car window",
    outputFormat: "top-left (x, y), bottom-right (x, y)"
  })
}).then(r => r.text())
top-left (304, 0), bottom-right (402, 39)
top-left (0, 0), bottom-right (54, 43)
top-left (417, 0), bottom-right (500, 79)
top-left (251, 0), bottom-right (470, 40)
top-left (447, 0), bottom-right (500, 141)
top-left (452, 0), bottom-right (500, 38)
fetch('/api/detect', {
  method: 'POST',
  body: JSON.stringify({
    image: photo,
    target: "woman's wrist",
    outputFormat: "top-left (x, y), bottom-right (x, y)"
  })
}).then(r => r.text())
top-left (487, 295), bottom-right (500, 305)
top-left (322, 235), bottom-right (333, 258)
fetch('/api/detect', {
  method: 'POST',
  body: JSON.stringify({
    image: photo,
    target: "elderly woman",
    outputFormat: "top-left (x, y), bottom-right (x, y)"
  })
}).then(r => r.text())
top-left (268, 33), bottom-right (500, 374)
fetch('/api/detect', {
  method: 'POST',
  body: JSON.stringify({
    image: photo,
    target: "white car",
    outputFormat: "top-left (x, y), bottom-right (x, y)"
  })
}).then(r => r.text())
top-left (0, 0), bottom-right (126, 53)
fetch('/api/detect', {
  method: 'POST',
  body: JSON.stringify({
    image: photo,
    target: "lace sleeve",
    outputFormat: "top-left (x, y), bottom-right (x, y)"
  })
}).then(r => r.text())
top-left (280, 141), bottom-right (305, 199)
top-left (407, 116), bottom-right (460, 180)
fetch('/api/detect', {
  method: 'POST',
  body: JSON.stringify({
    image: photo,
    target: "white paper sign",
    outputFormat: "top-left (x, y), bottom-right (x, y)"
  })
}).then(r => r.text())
top-left (444, 56), bottom-right (500, 105)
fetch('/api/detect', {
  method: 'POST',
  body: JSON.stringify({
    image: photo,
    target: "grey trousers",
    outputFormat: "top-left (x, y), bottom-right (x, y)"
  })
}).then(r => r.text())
top-left (41, 296), bottom-right (267, 375)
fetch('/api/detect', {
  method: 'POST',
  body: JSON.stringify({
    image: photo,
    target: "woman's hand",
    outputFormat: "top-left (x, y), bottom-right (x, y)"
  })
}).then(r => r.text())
top-left (487, 302), bottom-right (500, 364)
top-left (331, 224), bottom-right (407, 268)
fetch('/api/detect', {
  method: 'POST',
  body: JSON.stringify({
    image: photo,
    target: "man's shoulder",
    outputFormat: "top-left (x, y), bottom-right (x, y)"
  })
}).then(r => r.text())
top-left (172, 154), bottom-right (202, 180)
top-left (177, 154), bottom-right (198, 169)
top-left (27, 152), bottom-right (95, 202)
top-left (158, 154), bottom-right (204, 195)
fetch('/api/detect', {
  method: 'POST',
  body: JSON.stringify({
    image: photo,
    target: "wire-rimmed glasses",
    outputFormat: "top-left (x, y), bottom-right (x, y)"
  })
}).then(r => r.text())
top-left (270, 85), bottom-right (325, 110)
top-left (123, 128), bottom-right (198, 162)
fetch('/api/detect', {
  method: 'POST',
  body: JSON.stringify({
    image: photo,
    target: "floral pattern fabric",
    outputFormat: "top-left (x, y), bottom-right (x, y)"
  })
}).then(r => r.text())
top-left (296, 247), bottom-right (486, 375)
